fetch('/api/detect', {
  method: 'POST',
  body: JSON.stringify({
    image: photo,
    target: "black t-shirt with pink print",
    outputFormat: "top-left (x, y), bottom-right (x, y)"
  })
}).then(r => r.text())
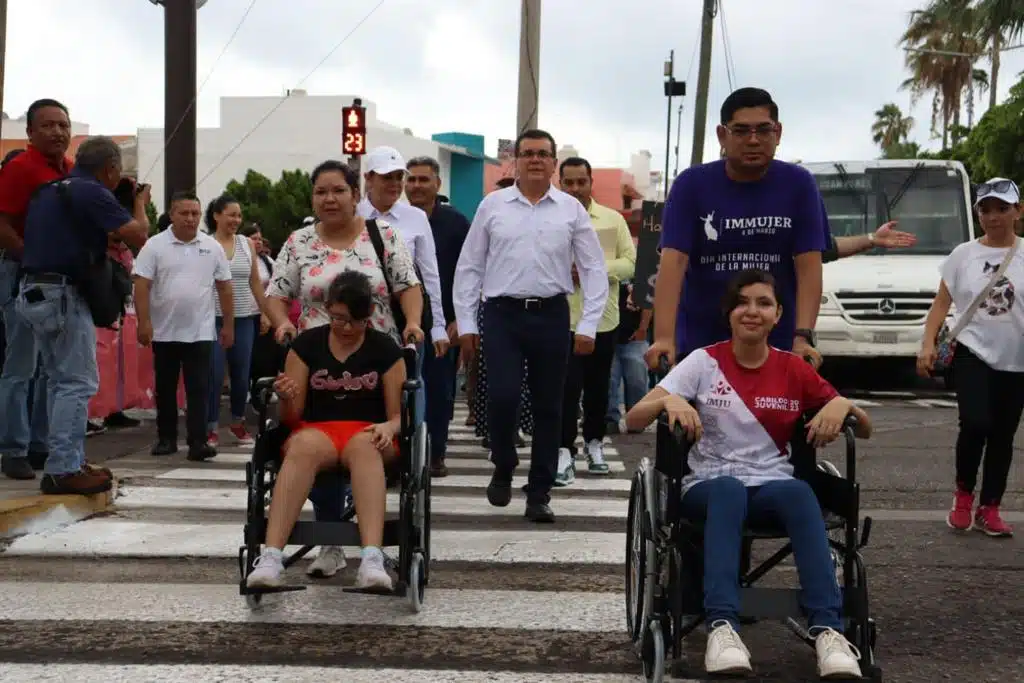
top-left (290, 326), bottom-right (403, 424)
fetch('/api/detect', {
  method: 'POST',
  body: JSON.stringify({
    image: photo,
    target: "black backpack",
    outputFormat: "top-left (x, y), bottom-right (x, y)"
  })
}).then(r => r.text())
top-left (365, 218), bottom-right (433, 337)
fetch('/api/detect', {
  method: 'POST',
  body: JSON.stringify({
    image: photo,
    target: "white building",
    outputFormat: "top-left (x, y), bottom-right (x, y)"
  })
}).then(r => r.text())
top-left (136, 90), bottom-right (495, 219)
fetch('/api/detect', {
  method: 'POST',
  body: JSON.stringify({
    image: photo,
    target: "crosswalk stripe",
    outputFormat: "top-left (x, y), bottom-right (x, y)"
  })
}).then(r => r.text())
top-left (3, 523), bottom-right (625, 562)
top-left (191, 453), bottom-right (626, 472)
top-left (444, 443), bottom-right (619, 455)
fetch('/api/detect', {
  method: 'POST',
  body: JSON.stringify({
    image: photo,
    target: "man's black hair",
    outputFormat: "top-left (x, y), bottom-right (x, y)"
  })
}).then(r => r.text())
top-left (326, 270), bottom-right (373, 320)
top-left (514, 128), bottom-right (556, 156)
top-left (495, 177), bottom-right (515, 189)
top-left (169, 190), bottom-right (200, 209)
top-left (720, 88), bottom-right (779, 125)
top-left (26, 99), bottom-right (69, 128)
top-left (559, 156), bottom-right (592, 177)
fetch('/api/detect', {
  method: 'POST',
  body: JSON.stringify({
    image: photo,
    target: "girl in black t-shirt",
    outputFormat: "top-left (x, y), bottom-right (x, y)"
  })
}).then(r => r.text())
top-left (246, 270), bottom-right (406, 592)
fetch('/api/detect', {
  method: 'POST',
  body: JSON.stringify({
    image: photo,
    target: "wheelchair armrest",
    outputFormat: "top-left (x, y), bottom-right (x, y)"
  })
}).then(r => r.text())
top-left (251, 376), bottom-right (277, 419)
top-left (841, 414), bottom-right (858, 483)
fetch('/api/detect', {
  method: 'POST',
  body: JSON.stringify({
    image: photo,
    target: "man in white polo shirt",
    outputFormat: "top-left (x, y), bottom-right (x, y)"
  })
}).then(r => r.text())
top-left (132, 191), bottom-right (234, 462)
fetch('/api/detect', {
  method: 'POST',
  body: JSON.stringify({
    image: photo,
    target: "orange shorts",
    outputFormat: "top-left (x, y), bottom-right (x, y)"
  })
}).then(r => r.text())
top-left (287, 420), bottom-right (398, 460)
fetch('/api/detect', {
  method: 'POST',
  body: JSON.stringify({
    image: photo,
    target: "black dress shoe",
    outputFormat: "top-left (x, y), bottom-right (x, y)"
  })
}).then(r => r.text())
top-left (525, 502), bottom-right (555, 523)
top-left (187, 444), bottom-right (217, 462)
top-left (430, 459), bottom-right (449, 478)
top-left (1, 455), bottom-right (36, 480)
top-left (151, 440), bottom-right (178, 456)
top-left (27, 450), bottom-right (48, 471)
top-left (486, 473), bottom-right (512, 507)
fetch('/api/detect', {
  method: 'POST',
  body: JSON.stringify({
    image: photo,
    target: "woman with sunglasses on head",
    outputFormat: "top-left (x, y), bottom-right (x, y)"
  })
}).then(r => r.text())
top-left (918, 177), bottom-right (1024, 538)
top-left (247, 270), bottom-right (406, 592)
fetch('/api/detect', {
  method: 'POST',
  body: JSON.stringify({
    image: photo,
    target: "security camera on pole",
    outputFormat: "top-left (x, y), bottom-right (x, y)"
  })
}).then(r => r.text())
top-left (342, 98), bottom-right (367, 188)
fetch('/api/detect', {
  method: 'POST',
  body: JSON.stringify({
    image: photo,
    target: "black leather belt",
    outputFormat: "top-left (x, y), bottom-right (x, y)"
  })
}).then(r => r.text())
top-left (489, 295), bottom-right (565, 311)
top-left (22, 272), bottom-right (71, 285)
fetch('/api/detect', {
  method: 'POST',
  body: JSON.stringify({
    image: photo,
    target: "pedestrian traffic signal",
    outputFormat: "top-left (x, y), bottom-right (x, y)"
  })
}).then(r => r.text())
top-left (342, 105), bottom-right (366, 156)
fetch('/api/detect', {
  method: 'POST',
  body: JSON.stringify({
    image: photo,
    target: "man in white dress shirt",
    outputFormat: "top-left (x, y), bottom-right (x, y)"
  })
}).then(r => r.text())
top-left (357, 146), bottom-right (449, 417)
top-left (453, 129), bottom-right (608, 523)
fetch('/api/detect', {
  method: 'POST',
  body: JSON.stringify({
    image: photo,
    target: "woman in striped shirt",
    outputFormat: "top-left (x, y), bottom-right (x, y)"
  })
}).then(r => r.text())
top-left (205, 194), bottom-right (271, 446)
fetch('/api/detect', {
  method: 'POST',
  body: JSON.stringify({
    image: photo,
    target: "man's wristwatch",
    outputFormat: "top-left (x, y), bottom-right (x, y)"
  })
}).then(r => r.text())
top-left (794, 328), bottom-right (817, 347)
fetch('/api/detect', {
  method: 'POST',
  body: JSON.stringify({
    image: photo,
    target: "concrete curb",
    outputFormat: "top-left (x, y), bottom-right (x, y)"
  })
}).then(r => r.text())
top-left (0, 479), bottom-right (120, 539)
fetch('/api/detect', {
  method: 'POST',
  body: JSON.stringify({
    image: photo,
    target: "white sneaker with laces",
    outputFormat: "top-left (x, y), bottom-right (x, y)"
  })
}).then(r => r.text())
top-left (355, 548), bottom-right (393, 591)
top-left (246, 547), bottom-right (285, 588)
top-left (586, 439), bottom-right (610, 474)
top-left (814, 627), bottom-right (862, 679)
top-left (704, 620), bottom-right (753, 674)
top-left (554, 448), bottom-right (575, 487)
top-left (307, 545), bottom-right (347, 577)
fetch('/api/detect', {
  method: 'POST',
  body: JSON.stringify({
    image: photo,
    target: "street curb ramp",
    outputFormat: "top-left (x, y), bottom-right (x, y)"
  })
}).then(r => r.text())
top-left (0, 479), bottom-right (119, 539)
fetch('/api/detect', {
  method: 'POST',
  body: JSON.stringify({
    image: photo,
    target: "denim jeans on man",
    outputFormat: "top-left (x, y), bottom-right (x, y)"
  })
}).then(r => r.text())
top-left (606, 339), bottom-right (649, 424)
top-left (0, 259), bottom-right (49, 461)
top-left (681, 475), bottom-right (843, 631)
top-left (207, 314), bottom-right (259, 431)
top-left (15, 280), bottom-right (97, 476)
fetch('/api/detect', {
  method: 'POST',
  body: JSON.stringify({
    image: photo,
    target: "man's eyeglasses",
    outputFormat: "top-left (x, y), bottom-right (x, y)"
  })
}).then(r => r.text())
top-left (517, 150), bottom-right (554, 159)
top-left (725, 123), bottom-right (777, 139)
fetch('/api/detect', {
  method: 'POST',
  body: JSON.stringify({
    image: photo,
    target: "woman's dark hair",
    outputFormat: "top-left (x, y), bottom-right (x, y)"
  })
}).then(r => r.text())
top-left (721, 268), bottom-right (778, 319)
top-left (239, 222), bottom-right (260, 237)
top-left (311, 160), bottom-right (360, 191)
top-left (204, 194), bottom-right (239, 232)
top-left (326, 270), bottom-right (373, 320)
top-left (157, 212), bottom-right (172, 232)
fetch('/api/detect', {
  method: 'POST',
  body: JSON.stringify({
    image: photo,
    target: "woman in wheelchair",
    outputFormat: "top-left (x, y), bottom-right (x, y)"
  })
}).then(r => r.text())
top-left (246, 270), bottom-right (406, 592)
top-left (626, 268), bottom-right (873, 679)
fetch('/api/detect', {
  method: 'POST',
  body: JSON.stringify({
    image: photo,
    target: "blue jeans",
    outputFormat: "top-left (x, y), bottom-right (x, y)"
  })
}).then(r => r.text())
top-left (606, 340), bottom-right (649, 423)
top-left (16, 280), bottom-right (98, 476)
top-left (681, 476), bottom-right (842, 631)
top-left (0, 260), bottom-right (49, 458)
top-left (422, 345), bottom-right (458, 462)
top-left (207, 315), bottom-right (259, 430)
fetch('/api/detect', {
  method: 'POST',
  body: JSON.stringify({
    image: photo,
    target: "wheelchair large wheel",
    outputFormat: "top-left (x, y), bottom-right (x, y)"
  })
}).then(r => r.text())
top-left (817, 460), bottom-right (846, 585)
top-left (408, 552), bottom-right (425, 613)
top-left (625, 469), bottom-right (649, 644)
top-left (421, 458), bottom-right (432, 586)
top-left (641, 618), bottom-right (666, 683)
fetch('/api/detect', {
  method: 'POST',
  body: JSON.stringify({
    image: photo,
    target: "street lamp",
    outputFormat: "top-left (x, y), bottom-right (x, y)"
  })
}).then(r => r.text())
top-left (662, 51), bottom-right (686, 200)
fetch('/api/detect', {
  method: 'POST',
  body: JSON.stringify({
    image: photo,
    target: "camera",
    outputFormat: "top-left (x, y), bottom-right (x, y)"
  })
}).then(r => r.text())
top-left (113, 177), bottom-right (150, 211)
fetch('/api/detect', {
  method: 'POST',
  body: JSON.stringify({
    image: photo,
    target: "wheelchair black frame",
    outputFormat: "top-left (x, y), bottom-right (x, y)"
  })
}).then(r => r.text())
top-left (238, 344), bottom-right (432, 612)
top-left (627, 410), bottom-right (882, 682)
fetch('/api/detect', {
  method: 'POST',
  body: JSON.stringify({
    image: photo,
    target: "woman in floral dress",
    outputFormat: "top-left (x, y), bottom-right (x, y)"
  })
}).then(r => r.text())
top-left (265, 159), bottom-right (423, 579)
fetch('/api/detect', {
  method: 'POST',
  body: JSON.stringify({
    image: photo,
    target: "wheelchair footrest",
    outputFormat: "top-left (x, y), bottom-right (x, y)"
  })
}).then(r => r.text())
top-left (239, 583), bottom-right (307, 596)
top-left (342, 585), bottom-right (401, 597)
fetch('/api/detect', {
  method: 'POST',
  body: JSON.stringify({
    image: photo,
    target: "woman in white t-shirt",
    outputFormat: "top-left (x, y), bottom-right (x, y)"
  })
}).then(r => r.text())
top-left (918, 177), bottom-right (1024, 539)
top-left (626, 268), bottom-right (872, 679)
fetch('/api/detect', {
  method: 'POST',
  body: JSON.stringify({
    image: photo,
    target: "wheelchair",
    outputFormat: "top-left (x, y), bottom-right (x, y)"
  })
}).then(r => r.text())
top-left (238, 344), bottom-right (432, 614)
top-left (626, 410), bottom-right (882, 682)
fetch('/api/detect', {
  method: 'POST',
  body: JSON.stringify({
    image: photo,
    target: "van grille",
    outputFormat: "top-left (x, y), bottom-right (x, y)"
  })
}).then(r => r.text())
top-left (834, 291), bottom-right (935, 324)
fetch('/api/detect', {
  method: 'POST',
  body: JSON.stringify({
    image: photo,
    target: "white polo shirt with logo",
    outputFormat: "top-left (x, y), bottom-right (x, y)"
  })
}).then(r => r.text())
top-left (132, 228), bottom-right (233, 343)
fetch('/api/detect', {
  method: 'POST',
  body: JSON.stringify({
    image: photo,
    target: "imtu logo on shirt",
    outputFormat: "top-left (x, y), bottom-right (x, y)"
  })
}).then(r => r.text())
top-left (310, 369), bottom-right (379, 391)
top-left (753, 396), bottom-right (801, 412)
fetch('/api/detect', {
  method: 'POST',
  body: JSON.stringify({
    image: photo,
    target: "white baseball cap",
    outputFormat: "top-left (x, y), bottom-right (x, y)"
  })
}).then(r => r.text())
top-left (364, 146), bottom-right (406, 176)
top-left (975, 177), bottom-right (1020, 206)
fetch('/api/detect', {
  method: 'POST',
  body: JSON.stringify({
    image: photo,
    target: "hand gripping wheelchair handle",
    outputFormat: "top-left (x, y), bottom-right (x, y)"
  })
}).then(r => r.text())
top-left (252, 337), bottom-right (294, 423)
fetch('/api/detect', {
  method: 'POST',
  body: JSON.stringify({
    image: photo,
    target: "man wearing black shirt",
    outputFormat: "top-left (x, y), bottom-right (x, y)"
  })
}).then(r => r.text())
top-left (606, 280), bottom-right (652, 434)
top-left (405, 156), bottom-right (470, 477)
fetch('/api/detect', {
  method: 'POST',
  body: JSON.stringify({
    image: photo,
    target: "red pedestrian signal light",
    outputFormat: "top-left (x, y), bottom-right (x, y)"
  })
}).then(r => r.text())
top-left (342, 105), bottom-right (366, 156)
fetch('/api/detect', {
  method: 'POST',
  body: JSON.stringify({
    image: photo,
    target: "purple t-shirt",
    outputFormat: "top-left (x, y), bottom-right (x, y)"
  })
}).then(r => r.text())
top-left (660, 159), bottom-right (829, 355)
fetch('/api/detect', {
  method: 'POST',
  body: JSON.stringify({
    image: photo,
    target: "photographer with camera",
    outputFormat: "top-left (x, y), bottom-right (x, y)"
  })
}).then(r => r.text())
top-left (15, 136), bottom-right (149, 495)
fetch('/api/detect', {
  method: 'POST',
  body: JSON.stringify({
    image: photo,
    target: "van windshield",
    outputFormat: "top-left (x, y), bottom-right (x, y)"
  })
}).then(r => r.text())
top-left (814, 166), bottom-right (972, 256)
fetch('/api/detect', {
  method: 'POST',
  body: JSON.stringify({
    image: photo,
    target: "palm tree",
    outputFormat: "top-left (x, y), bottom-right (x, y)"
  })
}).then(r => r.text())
top-left (964, 67), bottom-right (990, 127)
top-left (974, 0), bottom-right (1024, 111)
top-left (871, 103), bottom-right (916, 153)
top-left (900, 0), bottom-right (984, 147)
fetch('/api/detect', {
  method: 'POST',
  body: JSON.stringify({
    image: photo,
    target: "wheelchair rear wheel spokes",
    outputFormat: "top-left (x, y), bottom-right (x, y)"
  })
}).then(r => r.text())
top-left (641, 618), bottom-right (666, 683)
top-left (626, 469), bottom-right (650, 644)
top-left (818, 460), bottom-right (846, 585)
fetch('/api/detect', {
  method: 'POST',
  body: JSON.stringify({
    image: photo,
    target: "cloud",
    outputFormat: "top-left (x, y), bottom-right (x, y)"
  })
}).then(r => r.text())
top-left (4, 0), bottom-right (1023, 178)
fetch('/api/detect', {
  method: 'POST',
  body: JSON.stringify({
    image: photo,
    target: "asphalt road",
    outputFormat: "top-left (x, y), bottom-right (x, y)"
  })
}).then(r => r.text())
top-left (0, 399), bottom-right (1020, 683)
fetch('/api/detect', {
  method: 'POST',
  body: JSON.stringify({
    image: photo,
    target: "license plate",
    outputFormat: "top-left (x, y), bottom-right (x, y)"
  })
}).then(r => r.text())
top-left (872, 332), bottom-right (899, 344)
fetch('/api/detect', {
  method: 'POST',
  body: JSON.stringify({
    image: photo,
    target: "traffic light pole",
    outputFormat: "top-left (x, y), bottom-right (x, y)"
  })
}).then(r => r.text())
top-left (163, 0), bottom-right (198, 208)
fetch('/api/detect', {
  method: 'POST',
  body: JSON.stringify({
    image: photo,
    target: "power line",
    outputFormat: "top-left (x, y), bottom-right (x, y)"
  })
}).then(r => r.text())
top-left (142, 0), bottom-right (258, 182)
top-left (903, 44), bottom-right (1024, 58)
top-left (197, 0), bottom-right (387, 187)
top-left (718, 0), bottom-right (736, 91)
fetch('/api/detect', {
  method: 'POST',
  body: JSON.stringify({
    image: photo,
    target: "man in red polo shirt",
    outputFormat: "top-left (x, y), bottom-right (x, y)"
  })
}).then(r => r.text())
top-left (0, 99), bottom-right (73, 481)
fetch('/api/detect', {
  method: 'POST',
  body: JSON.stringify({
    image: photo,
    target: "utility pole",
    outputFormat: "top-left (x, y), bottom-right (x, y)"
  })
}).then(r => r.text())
top-left (662, 52), bottom-right (686, 200)
top-left (162, 0), bottom-right (199, 209)
top-left (673, 101), bottom-right (683, 179)
top-left (516, 0), bottom-right (541, 135)
top-left (689, 0), bottom-right (717, 167)
top-left (0, 0), bottom-right (7, 141)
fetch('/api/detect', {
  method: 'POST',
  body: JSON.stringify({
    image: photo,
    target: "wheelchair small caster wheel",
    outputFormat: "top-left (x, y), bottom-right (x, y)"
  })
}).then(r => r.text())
top-left (641, 619), bottom-right (665, 683)
top-left (245, 592), bottom-right (262, 609)
top-left (407, 552), bottom-right (425, 613)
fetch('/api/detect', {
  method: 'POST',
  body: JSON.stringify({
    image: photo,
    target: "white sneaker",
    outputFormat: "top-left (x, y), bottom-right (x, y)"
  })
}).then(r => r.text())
top-left (586, 439), bottom-right (610, 474)
top-left (554, 448), bottom-right (575, 487)
top-left (246, 547), bottom-right (285, 588)
top-left (704, 620), bottom-right (752, 675)
top-left (814, 627), bottom-right (862, 679)
top-left (307, 545), bottom-right (347, 577)
top-left (355, 548), bottom-right (393, 591)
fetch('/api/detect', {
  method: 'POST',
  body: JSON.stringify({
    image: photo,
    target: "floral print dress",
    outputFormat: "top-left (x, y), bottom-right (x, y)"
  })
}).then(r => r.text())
top-left (266, 221), bottom-right (419, 343)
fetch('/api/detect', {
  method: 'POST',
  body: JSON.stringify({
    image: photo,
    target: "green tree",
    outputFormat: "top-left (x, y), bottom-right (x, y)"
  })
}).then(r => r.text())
top-left (145, 201), bottom-right (158, 229)
top-left (223, 168), bottom-right (313, 249)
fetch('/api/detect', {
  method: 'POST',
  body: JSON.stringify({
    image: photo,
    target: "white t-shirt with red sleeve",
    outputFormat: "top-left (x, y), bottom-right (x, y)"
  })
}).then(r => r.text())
top-left (657, 341), bottom-right (839, 493)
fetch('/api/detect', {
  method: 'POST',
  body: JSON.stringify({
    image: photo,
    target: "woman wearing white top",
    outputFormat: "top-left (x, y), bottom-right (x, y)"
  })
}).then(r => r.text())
top-left (918, 178), bottom-right (1024, 538)
top-left (205, 195), bottom-right (271, 447)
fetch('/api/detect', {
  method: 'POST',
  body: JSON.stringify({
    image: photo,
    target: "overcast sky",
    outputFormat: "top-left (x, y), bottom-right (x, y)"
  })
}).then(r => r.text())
top-left (5, 0), bottom-right (1024, 174)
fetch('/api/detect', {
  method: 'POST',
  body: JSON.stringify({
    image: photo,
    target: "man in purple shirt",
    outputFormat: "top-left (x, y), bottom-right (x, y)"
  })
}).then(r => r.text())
top-left (647, 87), bottom-right (829, 366)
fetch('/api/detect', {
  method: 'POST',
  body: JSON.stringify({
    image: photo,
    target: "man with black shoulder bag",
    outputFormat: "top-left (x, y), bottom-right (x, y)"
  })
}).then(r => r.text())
top-left (16, 136), bottom-right (148, 495)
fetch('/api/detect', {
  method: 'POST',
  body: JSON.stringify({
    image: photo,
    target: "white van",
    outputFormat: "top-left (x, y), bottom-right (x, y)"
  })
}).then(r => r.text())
top-left (800, 159), bottom-right (975, 362)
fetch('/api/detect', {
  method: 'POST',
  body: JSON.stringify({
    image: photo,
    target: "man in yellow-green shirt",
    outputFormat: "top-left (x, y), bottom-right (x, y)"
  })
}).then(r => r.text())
top-left (555, 157), bottom-right (636, 486)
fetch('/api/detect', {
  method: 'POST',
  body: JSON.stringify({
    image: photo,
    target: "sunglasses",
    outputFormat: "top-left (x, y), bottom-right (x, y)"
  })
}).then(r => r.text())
top-left (976, 179), bottom-right (1020, 200)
